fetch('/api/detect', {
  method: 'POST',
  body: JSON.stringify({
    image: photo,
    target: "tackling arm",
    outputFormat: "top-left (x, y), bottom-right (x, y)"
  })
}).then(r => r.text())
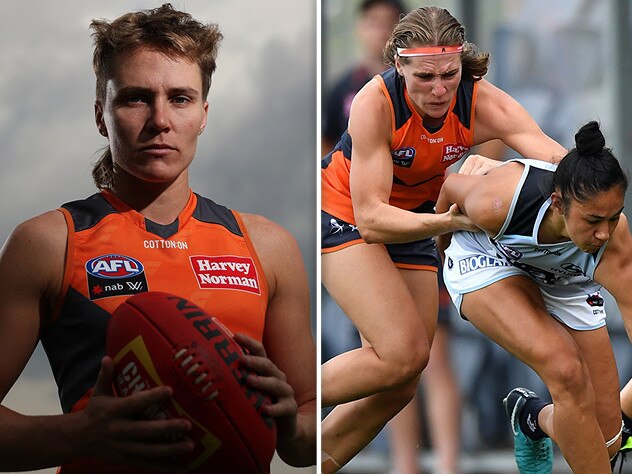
top-left (594, 215), bottom-right (632, 341)
top-left (435, 162), bottom-right (523, 255)
top-left (473, 80), bottom-right (567, 163)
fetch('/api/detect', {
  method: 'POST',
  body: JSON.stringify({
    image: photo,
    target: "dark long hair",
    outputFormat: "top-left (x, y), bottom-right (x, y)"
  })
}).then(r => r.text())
top-left (550, 121), bottom-right (628, 209)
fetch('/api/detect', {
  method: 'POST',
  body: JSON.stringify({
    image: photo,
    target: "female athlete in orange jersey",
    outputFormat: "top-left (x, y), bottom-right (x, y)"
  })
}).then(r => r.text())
top-left (0, 5), bottom-right (315, 472)
top-left (321, 6), bottom-right (566, 471)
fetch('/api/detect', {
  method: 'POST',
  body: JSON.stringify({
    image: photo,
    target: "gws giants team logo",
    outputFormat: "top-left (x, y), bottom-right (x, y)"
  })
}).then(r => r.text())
top-left (441, 144), bottom-right (469, 163)
top-left (391, 147), bottom-right (416, 168)
top-left (86, 254), bottom-right (148, 300)
top-left (190, 255), bottom-right (261, 295)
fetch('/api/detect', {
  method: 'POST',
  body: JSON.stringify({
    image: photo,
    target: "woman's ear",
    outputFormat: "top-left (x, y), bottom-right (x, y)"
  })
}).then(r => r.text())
top-left (551, 191), bottom-right (564, 214)
top-left (95, 101), bottom-right (108, 137)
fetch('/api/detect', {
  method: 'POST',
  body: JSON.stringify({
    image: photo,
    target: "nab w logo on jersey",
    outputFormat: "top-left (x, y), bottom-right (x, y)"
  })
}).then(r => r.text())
top-left (86, 254), bottom-right (148, 300)
top-left (391, 147), bottom-right (416, 168)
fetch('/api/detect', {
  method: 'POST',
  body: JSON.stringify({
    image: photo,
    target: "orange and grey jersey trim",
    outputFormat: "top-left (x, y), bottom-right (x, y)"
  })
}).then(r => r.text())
top-left (41, 190), bottom-right (268, 414)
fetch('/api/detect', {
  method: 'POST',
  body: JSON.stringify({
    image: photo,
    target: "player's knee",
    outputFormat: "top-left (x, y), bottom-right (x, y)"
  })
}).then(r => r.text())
top-left (380, 343), bottom-right (428, 390)
top-left (542, 354), bottom-right (591, 402)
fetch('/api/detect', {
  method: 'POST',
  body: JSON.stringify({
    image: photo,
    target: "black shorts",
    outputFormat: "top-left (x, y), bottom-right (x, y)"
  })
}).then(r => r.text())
top-left (321, 210), bottom-right (439, 270)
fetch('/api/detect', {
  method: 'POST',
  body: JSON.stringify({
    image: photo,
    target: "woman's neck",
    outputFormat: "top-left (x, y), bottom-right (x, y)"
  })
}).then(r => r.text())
top-left (110, 170), bottom-right (191, 225)
top-left (538, 205), bottom-right (569, 244)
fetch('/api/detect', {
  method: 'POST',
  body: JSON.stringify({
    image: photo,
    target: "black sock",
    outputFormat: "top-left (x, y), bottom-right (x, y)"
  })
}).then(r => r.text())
top-left (519, 397), bottom-right (549, 441)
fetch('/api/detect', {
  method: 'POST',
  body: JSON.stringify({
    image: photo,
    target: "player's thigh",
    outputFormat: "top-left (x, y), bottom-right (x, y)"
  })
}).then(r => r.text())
top-left (460, 275), bottom-right (580, 373)
top-left (398, 268), bottom-right (439, 344)
top-left (322, 243), bottom-right (426, 352)
top-left (568, 326), bottom-right (621, 439)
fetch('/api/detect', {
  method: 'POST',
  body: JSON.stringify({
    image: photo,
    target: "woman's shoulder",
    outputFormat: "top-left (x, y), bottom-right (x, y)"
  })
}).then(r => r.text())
top-left (351, 75), bottom-right (390, 110)
top-left (238, 213), bottom-right (305, 297)
top-left (1, 210), bottom-right (67, 310)
top-left (8, 210), bottom-right (67, 250)
top-left (238, 213), bottom-right (302, 262)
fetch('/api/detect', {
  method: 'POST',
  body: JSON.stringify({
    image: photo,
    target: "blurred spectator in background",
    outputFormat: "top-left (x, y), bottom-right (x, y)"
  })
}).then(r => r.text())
top-left (322, 0), bottom-right (404, 155)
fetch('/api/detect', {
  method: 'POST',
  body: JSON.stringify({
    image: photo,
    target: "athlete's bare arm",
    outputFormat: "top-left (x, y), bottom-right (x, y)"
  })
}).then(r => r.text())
top-left (594, 214), bottom-right (632, 341)
top-left (435, 161), bottom-right (523, 255)
top-left (348, 80), bottom-right (475, 244)
top-left (240, 214), bottom-right (316, 467)
top-left (471, 80), bottom-right (567, 165)
top-left (438, 162), bottom-right (523, 233)
top-left (0, 212), bottom-right (193, 471)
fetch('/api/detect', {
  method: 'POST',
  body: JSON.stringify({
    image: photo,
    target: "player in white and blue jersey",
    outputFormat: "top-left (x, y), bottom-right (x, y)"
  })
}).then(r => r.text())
top-left (437, 121), bottom-right (631, 473)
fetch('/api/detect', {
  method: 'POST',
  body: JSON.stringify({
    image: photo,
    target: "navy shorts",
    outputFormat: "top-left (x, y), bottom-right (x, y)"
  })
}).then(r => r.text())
top-left (321, 210), bottom-right (439, 270)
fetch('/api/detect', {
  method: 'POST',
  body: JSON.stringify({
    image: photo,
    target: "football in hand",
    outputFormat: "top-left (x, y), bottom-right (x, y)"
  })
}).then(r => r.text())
top-left (106, 291), bottom-right (277, 473)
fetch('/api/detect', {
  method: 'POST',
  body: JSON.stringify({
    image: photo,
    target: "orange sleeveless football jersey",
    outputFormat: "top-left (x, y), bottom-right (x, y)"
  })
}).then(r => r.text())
top-left (321, 67), bottom-right (478, 224)
top-left (40, 190), bottom-right (269, 474)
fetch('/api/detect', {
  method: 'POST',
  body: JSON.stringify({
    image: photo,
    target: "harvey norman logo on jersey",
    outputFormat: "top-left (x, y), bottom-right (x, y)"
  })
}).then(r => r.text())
top-left (190, 255), bottom-right (261, 294)
top-left (441, 144), bottom-right (469, 163)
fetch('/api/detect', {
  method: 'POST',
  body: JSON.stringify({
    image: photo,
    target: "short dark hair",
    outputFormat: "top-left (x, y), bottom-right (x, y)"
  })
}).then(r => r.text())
top-left (359, 0), bottom-right (406, 17)
top-left (91, 3), bottom-right (222, 103)
top-left (90, 4), bottom-right (222, 190)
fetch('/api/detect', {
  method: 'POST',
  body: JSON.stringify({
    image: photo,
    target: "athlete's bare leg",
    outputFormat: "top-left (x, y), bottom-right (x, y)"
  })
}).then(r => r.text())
top-left (322, 377), bottom-right (420, 473)
top-left (321, 247), bottom-right (438, 471)
top-left (385, 268), bottom-right (441, 474)
top-left (461, 275), bottom-right (612, 473)
top-left (621, 379), bottom-right (632, 418)
top-left (322, 243), bottom-right (431, 406)
top-left (387, 395), bottom-right (422, 474)
top-left (537, 326), bottom-right (622, 458)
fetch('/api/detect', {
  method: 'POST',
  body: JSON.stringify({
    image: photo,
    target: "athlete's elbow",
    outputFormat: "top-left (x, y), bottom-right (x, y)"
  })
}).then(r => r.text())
top-left (359, 228), bottom-right (382, 244)
top-left (355, 214), bottom-right (382, 244)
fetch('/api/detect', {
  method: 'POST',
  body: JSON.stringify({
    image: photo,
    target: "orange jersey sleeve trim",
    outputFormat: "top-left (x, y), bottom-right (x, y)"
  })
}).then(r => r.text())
top-left (49, 208), bottom-right (75, 326)
top-left (232, 211), bottom-right (270, 304)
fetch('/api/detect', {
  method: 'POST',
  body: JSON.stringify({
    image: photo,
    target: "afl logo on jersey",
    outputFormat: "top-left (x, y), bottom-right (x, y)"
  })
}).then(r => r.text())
top-left (85, 254), bottom-right (148, 300)
top-left (391, 147), bottom-right (416, 168)
top-left (491, 239), bottom-right (522, 261)
top-left (86, 254), bottom-right (143, 279)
